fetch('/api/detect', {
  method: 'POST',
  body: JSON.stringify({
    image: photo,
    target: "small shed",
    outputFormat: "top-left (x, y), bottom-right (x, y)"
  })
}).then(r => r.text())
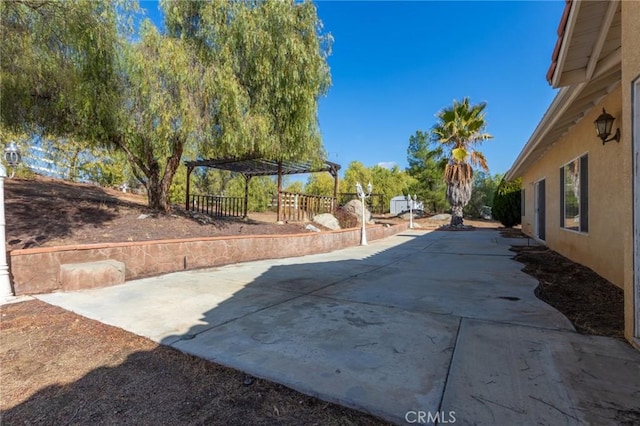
top-left (390, 196), bottom-right (424, 215)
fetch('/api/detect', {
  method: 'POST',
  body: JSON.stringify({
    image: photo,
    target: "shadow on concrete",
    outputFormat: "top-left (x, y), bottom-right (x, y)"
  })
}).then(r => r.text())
top-left (1, 327), bottom-right (379, 425)
top-left (31, 229), bottom-right (640, 424)
top-left (150, 229), bottom-right (571, 422)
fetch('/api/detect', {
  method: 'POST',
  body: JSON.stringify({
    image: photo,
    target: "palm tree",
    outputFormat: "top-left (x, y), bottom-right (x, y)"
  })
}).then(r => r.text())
top-left (432, 98), bottom-right (493, 226)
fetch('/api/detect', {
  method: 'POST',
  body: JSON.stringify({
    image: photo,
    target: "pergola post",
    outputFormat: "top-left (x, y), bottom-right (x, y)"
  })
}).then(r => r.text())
top-left (243, 174), bottom-right (251, 219)
top-left (331, 166), bottom-right (339, 212)
top-left (276, 161), bottom-right (283, 222)
top-left (185, 165), bottom-right (194, 211)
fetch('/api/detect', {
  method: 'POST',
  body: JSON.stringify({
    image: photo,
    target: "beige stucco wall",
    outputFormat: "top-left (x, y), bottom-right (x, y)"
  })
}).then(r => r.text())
top-left (621, 0), bottom-right (640, 342)
top-left (521, 86), bottom-right (626, 289)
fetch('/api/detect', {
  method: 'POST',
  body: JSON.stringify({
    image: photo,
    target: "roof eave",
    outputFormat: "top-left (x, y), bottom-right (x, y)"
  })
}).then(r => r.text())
top-left (505, 85), bottom-right (581, 181)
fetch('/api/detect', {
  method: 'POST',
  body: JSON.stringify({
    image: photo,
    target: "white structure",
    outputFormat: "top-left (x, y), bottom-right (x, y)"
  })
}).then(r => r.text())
top-left (0, 163), bottom-right (12, 298)
top-left (390, 196), bottom-right (424, 215)
top-left (1, 142), bottom-right (20, 299)
top-left (356, 182), bottom-right (373, 245)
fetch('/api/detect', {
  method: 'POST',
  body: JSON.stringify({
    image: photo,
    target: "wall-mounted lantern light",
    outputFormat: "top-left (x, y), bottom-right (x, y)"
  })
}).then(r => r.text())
top-left (594, 108), bottom-right (620, 145)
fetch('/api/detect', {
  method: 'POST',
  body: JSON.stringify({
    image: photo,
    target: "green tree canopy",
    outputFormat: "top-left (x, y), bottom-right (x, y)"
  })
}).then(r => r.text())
top-left (2, 0), bottom-right (332, 213)
top-left (371, 165), bottom-right (415, 212)
top-left (406, 130), bottom-right (447, 214)
top-left (0, 0), bottom-right (133, 142)
top-left (162, 0), bottom-right (332, 163)
top-left (115, 21), bottom-right (250, 210)
top-left (225, 176), bottom-right (277, 212)
top-left (305, 172), bottom-right (336, 197)
top-left (340, 161), bottom-right (373, 195)
top-left (463, 172), bottom-right (503, 218)
top-left (284, 181), bottom-right (305, 193)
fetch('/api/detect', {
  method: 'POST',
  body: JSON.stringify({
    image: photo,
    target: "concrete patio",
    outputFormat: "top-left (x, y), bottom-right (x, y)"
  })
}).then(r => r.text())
top-left (38, 229), bottom-right (640, 424)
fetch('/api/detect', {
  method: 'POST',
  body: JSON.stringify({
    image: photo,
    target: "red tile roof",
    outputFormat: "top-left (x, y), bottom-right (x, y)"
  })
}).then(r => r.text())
top-left (546, 0), bottom-right (573, 85)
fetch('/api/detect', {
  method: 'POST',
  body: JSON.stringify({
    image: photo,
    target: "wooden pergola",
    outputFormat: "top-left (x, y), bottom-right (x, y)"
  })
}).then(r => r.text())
top-left (184, 156), bottom-right (341, 221)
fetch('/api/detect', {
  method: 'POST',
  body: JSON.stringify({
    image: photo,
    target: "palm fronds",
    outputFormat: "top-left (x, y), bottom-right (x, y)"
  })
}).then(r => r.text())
top-left (444, 162), bottom-right (473, 184)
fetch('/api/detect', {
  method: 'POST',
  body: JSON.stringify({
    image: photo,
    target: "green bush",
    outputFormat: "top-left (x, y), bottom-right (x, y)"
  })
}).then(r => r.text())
top-left (492, 177), bottom-right (522, 227)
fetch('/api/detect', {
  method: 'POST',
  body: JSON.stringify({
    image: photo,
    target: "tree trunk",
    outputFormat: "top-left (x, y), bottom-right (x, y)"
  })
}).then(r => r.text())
top-left (446, 180), bottom-right (473, 227)
top-left (450, 204), bottom-right (464, 226)
top-left (145, 159), bottom-right (165, 211)
top-left (145, 158), bottom-right (183, 212)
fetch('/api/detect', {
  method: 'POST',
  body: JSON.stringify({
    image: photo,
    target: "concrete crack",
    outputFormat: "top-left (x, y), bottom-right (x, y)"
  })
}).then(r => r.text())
top-left (471, 395), bottom-right (526, 415)
top-left (529, 396), bottom-right (579, 421)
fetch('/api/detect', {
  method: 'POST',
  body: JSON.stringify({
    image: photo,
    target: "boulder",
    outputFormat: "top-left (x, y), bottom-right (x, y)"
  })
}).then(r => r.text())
top-left (428, 213), bottom-right (452, 221)
top-left (342, 199), bottom-right (373, 224)
top-left (305, 224), bottom-right (321, 233)
top-left (398, 210), bottom-right (426, 220)
top-left (313, 213), bottom-right (341, 230)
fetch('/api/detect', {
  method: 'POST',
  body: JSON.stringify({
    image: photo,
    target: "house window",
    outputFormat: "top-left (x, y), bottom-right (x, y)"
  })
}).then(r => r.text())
top-left (560, 154), bottom-right (588, 232)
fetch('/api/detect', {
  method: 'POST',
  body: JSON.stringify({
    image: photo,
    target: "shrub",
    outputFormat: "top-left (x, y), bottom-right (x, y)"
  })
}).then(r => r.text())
top-left (492, 177), bottom-right (522, 227)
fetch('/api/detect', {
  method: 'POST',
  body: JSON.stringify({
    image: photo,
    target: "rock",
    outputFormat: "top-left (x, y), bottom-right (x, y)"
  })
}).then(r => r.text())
top-left (428, 213), bottom-right (452, 221)
top-left (188, 211), bottom-right (212, 224)
top-left (137, 213), bottom-right (151, 220)
top-left (398, 210), bottom-right (426, 220)
top-left (313, 213), bottom-right (341, 230)
top-left (342, 199), bottom-right (373, 224)
top-left (305, 224), bottom-right (321, 232)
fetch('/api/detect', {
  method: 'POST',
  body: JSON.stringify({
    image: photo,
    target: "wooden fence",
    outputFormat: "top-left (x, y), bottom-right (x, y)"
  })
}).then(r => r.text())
top-left (189, 195), bottom-right (246, 218)
top-left (279, 192), bottom-right (335, 222)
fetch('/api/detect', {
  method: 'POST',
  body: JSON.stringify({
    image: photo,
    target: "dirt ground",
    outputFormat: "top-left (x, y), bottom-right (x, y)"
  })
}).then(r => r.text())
top-left (0, 177), bottom-right (627, 423)
top-left (5, 177), bottom-right (316, 249)
top-left (507, 242), bottom-right (625, 339)
top-left (0, 300), bottom-right (387, 425)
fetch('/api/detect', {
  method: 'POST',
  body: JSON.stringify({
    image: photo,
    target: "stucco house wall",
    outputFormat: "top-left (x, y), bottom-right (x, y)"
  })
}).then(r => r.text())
top-left (621, 0), bottom-right (640, 342)
top-left (521, 86), bottom-right (626, 289)
top-left (511, 0), bottom-right (640, 345)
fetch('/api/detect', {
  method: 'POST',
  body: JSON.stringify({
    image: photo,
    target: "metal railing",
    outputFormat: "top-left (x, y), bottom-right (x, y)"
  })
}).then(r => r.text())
top-left (189, 195), bottom-right (245, 218)
top-left (279, 192), bottom-right (335, 222)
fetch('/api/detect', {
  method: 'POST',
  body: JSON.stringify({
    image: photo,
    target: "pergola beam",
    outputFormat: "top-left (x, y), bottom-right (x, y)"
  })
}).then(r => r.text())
top-left (184, 157), bottom-right (340, 177)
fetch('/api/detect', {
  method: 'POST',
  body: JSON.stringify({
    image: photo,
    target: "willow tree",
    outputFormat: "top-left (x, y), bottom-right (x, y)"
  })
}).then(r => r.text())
top-left (162, 0), bottom-right (332, 163)
top-left (431, 98), bottom-right (493, 226)
top-left (0, 0), bottom-right (129, 142)
top-left (115, 22), bottom-right (258, 211)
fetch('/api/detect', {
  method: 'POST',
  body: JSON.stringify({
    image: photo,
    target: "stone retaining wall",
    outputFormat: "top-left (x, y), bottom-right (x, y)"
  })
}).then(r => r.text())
top-left (9, 223), bottom-right (407, 295)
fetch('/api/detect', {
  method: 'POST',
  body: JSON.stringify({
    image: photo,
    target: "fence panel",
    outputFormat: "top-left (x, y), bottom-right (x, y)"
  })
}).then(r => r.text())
top-left (189, 195), bottom-right (245, 218)
top-left (279, 192), bottom-right (335, 222)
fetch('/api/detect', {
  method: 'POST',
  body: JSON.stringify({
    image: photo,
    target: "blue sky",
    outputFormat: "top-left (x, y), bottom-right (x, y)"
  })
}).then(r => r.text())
top-left (142, 0), bottom-right (565, 177)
